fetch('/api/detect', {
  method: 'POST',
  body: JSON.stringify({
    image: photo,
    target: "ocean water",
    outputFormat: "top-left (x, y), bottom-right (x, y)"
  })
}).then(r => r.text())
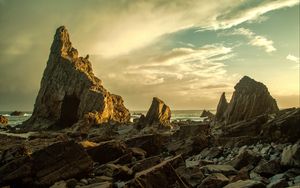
top-left (0, 110), bottom-right (215, 126)
top-left (0, 111), bottom-right (32, 126)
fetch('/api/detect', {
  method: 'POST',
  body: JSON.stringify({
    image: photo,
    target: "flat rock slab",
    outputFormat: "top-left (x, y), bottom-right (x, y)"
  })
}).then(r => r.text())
top-left (200, 165), bottom-right (237, 176)
top-left (224, 180), bottom-right (265, 188)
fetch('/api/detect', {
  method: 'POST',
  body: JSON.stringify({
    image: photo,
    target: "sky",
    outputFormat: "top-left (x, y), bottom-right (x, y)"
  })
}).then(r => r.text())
top-left (0, 0), bottom-right (299, 111)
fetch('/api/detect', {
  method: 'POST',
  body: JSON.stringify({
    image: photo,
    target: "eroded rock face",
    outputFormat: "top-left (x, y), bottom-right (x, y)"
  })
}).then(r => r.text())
top-left (138, 97), bottom-right (171, 129)
top-left (224, 76), bottom-right (279, 125)
top-left (215, 92), bottom-right (228, 122)
top-left (23, 26), bottom-right (130, 130)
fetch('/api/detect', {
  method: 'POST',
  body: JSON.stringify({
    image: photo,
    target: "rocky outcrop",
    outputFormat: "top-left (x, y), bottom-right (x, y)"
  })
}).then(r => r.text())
top-left (0, 115), bottom-right (8, 126)
top-left (138, 97), bottom-right (171, 129)
top-left (23, 26), bottom-right (130, 130)
top-left (10, 111), bottom-right (24, 116)
top-left (215, 92), bottom-right (228, 122)
top-left (0, 141), bottom-right (93, 187)
top-left (200, 110), bottom-right (215, 120)
top-left (222, 76), bottom-right (279, 125)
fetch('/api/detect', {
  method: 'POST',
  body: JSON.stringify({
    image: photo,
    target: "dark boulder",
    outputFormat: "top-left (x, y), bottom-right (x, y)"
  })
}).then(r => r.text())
top-left (0, 141), bottom-right (93, 187)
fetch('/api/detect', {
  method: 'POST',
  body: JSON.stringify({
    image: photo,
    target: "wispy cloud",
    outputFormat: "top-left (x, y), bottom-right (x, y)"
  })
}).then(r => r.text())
top-left (286, 54), bottom-right (299, 63)
top-left (92, 43), bottom-right (239, 109)
top-left (226, 28), bottom-right (276, 53)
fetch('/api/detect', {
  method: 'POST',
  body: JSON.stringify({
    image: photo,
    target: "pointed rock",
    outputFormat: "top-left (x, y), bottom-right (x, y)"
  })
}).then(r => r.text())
top-left (215, 92), bottom-right (228, 122)
top-left (23, 26), bottom-right (130, 130)
top-left (225, 76), bottom-right (278, 124)
top-left (139, 97), bottom-right (171, 129)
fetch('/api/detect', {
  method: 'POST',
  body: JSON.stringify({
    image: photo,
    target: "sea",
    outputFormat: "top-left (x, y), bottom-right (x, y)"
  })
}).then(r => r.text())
top-left (0, 110), bottom-right (215, 126)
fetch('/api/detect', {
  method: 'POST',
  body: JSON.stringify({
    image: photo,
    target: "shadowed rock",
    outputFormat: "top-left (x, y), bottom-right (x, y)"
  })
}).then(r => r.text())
top-left (23, 26), bottom-right (130, 130)
top-left (0, 141), bottom-right (93, 187)
top-left (224, 76), bottom-right (279, 125)
top-left (138, 97), bottom-right (171, 129)
top-left (215, 92), bottom-right (228, 122)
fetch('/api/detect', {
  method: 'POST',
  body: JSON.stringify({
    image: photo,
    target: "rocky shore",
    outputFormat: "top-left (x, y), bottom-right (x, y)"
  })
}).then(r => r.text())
top-left (0, 26), bottom-right (299, 188)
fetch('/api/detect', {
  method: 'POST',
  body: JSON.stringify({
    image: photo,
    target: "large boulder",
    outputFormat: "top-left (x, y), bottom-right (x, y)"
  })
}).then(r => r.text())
top-left (138, 97), bottom-right (171, 129)
top-left (131, 155), bottom-right (188, 187)
top-left (86, 140), bottom-right (128, 164)
top-left (23, 26), bottom-right (130, 130)
top-left (261, 108), bottom-right (300, 143)
top-left (215, 92), bottom-right (228, 122)
top-left (224, 76), bottom-right (279, 125)
top-left (0, 141), bottom-right (93, 187)
top-left (0, 115), bottom-right (8, 126)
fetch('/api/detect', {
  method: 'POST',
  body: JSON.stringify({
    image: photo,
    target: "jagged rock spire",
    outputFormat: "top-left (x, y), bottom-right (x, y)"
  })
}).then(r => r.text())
top-left (215, 92), bottom-right (228, 122)
top-left (23, 26), bottom-right (130, 130)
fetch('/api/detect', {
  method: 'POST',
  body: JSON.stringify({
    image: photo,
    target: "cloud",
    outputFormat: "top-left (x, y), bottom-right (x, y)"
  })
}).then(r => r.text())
top-left (210, 0), bottom-right (299, 30)
top-left (286, 54), bottom-right (299, 63)
top-left (90, 43), bottom-right (239, 109)
top-left (226, 27), bottom-right (276, 53)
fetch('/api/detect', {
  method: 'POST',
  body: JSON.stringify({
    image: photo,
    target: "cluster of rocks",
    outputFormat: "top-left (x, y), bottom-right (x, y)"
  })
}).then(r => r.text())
top-left (1, 26), bottom-right (299, 188)
top-left (186, 142), bottom-right (300, 187)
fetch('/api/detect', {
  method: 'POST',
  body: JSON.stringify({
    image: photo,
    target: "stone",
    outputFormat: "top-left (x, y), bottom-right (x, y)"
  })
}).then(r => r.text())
top-left (224, 76), bottom-right (279, 125)
top-left (281, 143), bottom-right (300, 167)
top-left (79, 182), bottom-right (112, 188)
top-left (0, 141), bottom-right (93, 187)
top-left (253, 160), bottom-right (281, 178)
top-left (176, 166), bottom-right (205, 187)
top-left (200, 165), bottom-right (237, 176)
top-left (266, 179), bottom-right (288, 188)
top-left (215, 92), bottom-right (228, 122)
top-left (125, 134), bottom-right (168, 157)
top-left (224, 180), bottom-right (266, 188)
top-left (200, 110), bottom-right (215, 120)
top-left (0, 115), bottom-right (8, 125)
top-left (23, 26), bottom-right (130, 130)
top-left (167, 124), bottom-right (210, 157)
top-left (230, 149), bottom-right (262, 170)
top-left (199, 173), bottom-right (229, 188)
top-left (131, 156), bottom-right (162, 173)
top-left (138, 97), bottom-right (171, 129)
top-left (87, 140), bottom-right (127, 164)
top-left (261, 108), bottom-right (300, 143)
top-left (10, 111), bottom-right (24, 116)
top-left (0, 145), bottom-right (31, 166)
top-left (50, 181), bottom-right (67, 188)
top-left (131, 155), bottom-right (188, 187)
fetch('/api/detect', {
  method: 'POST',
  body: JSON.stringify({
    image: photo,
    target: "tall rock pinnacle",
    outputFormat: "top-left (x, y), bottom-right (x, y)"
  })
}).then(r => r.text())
top-left (24, 26), bottom-right (130, 130)
top-left (215, 92), bottom-right (228, 122)
top-left (224, 76), bottom-right (279, 124)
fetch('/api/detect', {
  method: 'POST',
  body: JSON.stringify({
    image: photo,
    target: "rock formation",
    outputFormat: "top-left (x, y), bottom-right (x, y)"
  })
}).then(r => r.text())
top-left (200, 110), bottom-right (215, 120)
top-left (223, 76), bottom-right (279, 125)
top-left (23, 26), bottom-right (130, 130)
top-left (138, 97), bottom-right (171, 129)
top-left (215, 92), bottom-right (228, 122)
top-left (10, 111), bottom-right (24, 116)
top-left (0, 115), bottom-right (8, 126)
